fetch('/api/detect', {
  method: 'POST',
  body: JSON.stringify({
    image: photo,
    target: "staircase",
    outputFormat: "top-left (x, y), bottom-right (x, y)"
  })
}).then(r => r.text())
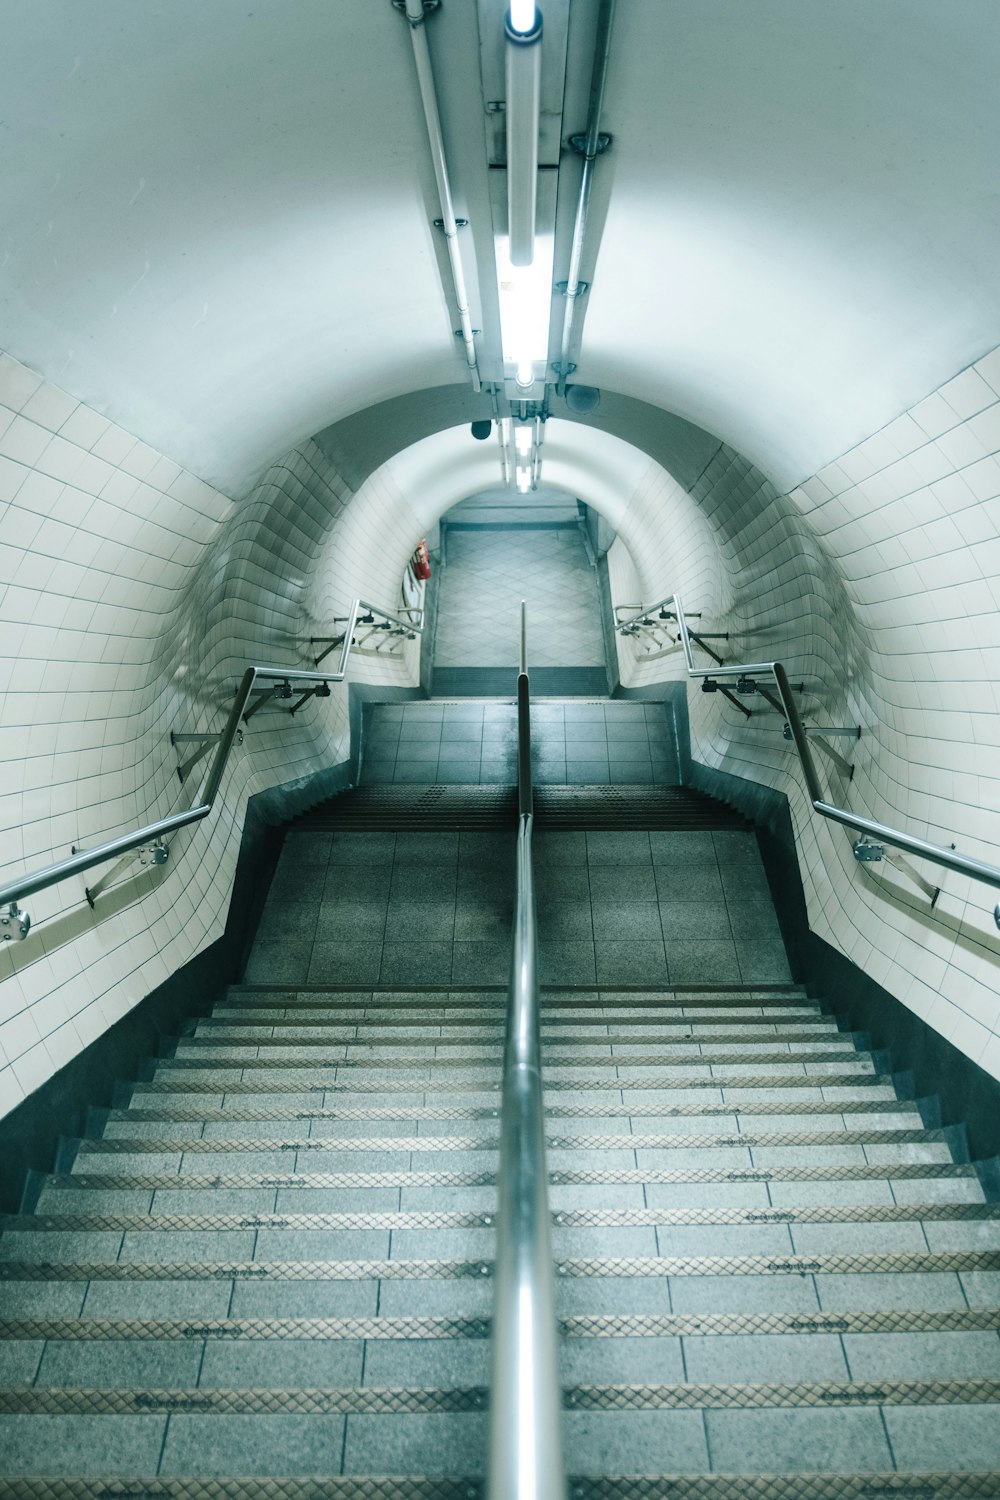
top-left (1, 703), bottom-right (999, 1494)
top-left (1, 687), bottom-right (1000, 1488)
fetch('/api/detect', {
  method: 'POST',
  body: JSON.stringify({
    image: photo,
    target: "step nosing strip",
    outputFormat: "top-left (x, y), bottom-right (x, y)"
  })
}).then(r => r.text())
top-left (217, 998), bottom-right (811, 1013)
top-left (0, 1386), bottom-right (490, 1415)
top-left (207, 1021), bottom-right (826, 1033)
top-left (160, 1056), bottom-right (857, 1068)
top-left (229, 983), bottom-right (803, 995)
top-left (0, 1314), bottom-right (490, 1341)
top-left (74, 1128), bottom-right (944, 1153)
top-left (45, 1161), bottom-right (976, 1191)
top-left (3, 1306), bottom-right (999, 1342)
top-left (6, 1202), bottom-right (999, 1233)
top-left (3, 1378), bottom-right (1000, 1417)
top-left (3, 1250), bottom-right (999, 1282)
top-left (3, 1473), bottom-right (1000, 1500)
top-left (108, 1099), bottom-right (918, 1123)
top-left (132, 1072), bottom-right (894, 1095)
top-left (177, 1038), bottom-right (845, 1050)
top-left (563, 1477), bottom-right (1000, 1500)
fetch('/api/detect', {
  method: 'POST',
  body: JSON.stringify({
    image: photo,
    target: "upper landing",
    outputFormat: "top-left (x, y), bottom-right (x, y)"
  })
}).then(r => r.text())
top-left (360, 700), bottom-right (681, 788)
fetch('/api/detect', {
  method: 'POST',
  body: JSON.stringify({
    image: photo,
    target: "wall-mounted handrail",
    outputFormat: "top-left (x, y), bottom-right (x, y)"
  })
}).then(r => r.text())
top-left (0, 600), bottom-right (368, 920)
top-left (312, 599), bottom-right (425, 667)
top-left (668, 595), bottom-right (1000, 904)
top-left (488, 602), bottom-right (565, 1500)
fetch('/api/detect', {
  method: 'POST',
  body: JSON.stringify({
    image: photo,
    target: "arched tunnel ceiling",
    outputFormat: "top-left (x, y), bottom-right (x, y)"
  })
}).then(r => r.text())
top-left (2, 2), bottom-right (999, 495)
top-left (582, 0), bottom-right (1000, 487)
top-left (379, 418), bottom-right (655, 538)
top-left (312, 385), bottom-right (721, 498)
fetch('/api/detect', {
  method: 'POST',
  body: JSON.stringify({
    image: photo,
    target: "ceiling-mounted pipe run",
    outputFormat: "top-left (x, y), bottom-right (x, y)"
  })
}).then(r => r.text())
top-left (505, 4), bottom-right (543, 267)
top-left (401, 0), bottom-right (482, 392)
top-left (555, 0), bottom-right (616, 397)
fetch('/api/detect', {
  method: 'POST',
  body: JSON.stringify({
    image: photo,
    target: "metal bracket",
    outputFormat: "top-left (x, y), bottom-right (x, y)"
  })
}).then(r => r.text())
top-left (242, 681), bottom-right (293, 723)
top-left (455, 328), bottom-right (481, 337)
top-left (568, 131), bottom-right (613, 156)
top-left (171, 729), bottom-right (242, 785)
top-left (79, 837), bottom-right (168, 910)
top-left (736, 676), bottom-right (759, 695)
top-left (288, 682), bottom-right (333, 717)
top-left (391, 0), bottom-right (440, 19)
top-left (853, 840), bottom-right (884, 864)
top-left (551, 361), bottom-right (577, 379)
top-left (138, 842), bottom-right (169, 868)
top-left (486, 100), bottom-right (506, 114)
top-left (555, 280), bottom-right (589, 298)
top-left (699, 679), bottom-right (751, 719)
top-left (1, 901), bottom-right (30, 941)
top-left (434, 217), bottom-right (468, 229)
top-left (311, 633), bottom-right (351, 667)
top-left (783, 723), bottom-right (861, 741)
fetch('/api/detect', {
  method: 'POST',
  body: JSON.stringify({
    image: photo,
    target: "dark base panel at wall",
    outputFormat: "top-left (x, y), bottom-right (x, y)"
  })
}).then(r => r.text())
top-left (681, 740), bottom-right (1000, 1183)
top-left (595, 552), bottom-right (621, 697)
top-left (1, 798), bottom-right (278, 1216)
top-left (0, 679), bottom-right (426, 1215)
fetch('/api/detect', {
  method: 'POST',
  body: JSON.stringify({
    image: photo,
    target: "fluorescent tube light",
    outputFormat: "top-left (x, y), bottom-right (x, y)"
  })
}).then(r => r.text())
top-left (496, 233), bottom-right (553, 391)
top-left (514, 424), bottom-right (533, 456)
top-left (505, 4), bottom-right (542, 266)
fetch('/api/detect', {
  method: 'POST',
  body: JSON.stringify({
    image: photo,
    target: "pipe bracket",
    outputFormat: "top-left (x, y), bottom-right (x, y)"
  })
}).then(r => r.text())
top-left (391, 0), bottom-right (440, 21)
top-left (568, 131), bottom-right (613, 156)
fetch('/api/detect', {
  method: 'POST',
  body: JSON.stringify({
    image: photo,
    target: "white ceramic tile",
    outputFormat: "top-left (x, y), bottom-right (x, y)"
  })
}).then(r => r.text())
top-left (607, 349), bottom-right (1000, 1086)
top-left (0, 353), bottom-right (422, 1117)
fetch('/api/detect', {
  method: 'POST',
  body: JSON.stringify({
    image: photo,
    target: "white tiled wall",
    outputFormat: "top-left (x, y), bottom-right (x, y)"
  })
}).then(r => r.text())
top-left (0, 354), bottom-right (423, 1120)
top-left (609, 346), bottom-right (1000, 1085)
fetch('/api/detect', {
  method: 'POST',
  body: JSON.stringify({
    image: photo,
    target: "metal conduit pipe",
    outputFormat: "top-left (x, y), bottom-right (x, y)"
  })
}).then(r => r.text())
top-left (554, 0), bottom-right (617, 397)
top-left (402, 0), bottom-right (482, 392)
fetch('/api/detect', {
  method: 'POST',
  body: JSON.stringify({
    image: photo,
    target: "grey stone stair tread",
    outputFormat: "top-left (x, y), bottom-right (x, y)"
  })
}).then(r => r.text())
top-left (6, 832), bottom-right (994, 1499)
top-left (0, 1412), bottom-right (169, 1476)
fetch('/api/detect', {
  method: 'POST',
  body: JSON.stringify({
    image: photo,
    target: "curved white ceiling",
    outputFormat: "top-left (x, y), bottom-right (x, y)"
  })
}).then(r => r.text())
top-left (577, 0), bottom-right (1000, 486)
top-left (2, 2), bottom-right (999, 494)
top-left (0, 1), bottom-right (478, 491)
top-left (383, 420), bottom-right (653, 539)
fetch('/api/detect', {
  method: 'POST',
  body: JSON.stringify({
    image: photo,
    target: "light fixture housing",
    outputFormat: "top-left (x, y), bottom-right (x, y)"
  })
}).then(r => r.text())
top-left (505, 5), bottom-right (542, 267)
top-left (496, 233), bottom-right (553, 394)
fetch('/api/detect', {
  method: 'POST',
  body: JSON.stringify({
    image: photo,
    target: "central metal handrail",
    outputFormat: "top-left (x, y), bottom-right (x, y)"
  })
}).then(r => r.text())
top-left (488, 602), bottom-right (565, 1500)
top-left (663, 595), bottom-right (1000, 907)
top-left (0, 599), bottom-right (371, 917)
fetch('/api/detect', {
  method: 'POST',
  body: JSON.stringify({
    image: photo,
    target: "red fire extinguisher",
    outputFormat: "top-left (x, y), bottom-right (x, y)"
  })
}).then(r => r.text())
top-left (410, 539), bottom-right (432, 581)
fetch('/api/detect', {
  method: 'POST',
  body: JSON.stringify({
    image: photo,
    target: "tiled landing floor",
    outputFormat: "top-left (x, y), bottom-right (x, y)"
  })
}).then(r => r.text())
top-left (433, 525), bottom-right (604, 668)
top-left (361, 700), bottom-right (681, 786)
top-left (246, 828), bottom-right (791, 988)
